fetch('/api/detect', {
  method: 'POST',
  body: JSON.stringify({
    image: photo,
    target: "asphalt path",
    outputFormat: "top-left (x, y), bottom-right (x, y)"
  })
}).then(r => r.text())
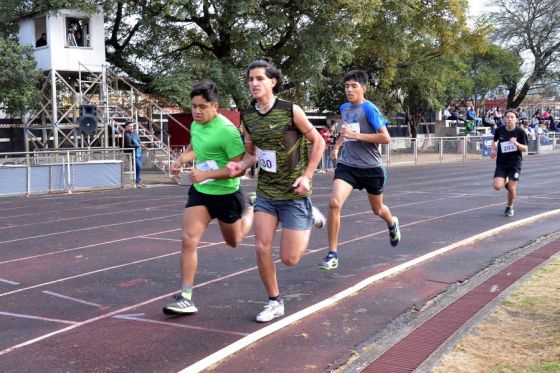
top-left (0, 153), bottom-right (559, 372)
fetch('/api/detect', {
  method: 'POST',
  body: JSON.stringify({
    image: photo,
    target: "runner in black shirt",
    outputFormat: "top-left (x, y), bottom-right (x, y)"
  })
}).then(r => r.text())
top-left (490, 109), bottom-right (528, 216)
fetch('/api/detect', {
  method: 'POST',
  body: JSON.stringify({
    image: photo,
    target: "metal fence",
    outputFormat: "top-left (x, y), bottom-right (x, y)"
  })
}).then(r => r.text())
top-left (0, 149), bottom-right (135, 196)
top-left (317, 133), bottom-right (560, 171)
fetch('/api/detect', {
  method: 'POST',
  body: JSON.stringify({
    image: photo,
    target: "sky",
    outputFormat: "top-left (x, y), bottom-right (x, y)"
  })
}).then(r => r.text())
top-left (467, 0), bottom-right (490, 17)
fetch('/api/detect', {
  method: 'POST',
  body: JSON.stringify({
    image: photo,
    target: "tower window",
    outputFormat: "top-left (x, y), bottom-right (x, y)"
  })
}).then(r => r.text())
top-left (65, 17), bottom-right (90, 48)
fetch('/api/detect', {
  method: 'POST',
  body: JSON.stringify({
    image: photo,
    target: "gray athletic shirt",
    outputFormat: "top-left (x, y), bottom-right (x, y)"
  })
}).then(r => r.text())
top-left (337, 100), bottom-right (388, 168)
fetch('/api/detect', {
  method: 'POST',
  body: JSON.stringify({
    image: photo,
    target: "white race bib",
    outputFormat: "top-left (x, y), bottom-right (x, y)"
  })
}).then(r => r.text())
top-left (500, 141), bottom-right (517, 153)
top-left (343, 122), bottom-right (361, 142)
top-left (256, 147), bottom-right (277, 173)
top-left (195, 159), bottom-right (219, 184)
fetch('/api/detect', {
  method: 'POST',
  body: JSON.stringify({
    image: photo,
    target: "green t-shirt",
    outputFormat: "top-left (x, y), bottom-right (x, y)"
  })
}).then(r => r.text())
top-left (190, 114), bottom-right (245, 195)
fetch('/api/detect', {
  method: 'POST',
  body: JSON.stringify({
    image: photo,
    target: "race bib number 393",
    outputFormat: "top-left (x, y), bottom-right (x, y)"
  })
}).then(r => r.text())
top-left (500, 141), bottom-right (517, 153)
top-left (256, 147), bottom-right (277, 173)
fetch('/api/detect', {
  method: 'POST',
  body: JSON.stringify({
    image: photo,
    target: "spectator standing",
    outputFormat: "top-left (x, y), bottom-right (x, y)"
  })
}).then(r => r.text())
top-left (123, 122), bottom-right (145, 188)
top-left (319, 124), bottom-right (333, 170)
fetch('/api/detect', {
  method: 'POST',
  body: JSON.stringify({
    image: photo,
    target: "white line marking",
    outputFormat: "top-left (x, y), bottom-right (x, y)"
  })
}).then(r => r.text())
top-left (42, 291), bottom-right (102, 307)
top-left (489, 285), bottom-right (499, 293)
top-left (0, 202), bottom-right (180, 231)
top-left (113, 314), bottom-right (248, 337)
top-left (179, 208), bottom-right (560, 373)
top-left (1, 208), bottom-right (559, 360)
top-left (0, 311), bottom-right (77, 325)
top-left (0, 265), bottom-right (260, 357)
top-left (0, 228), bottom-right (182, 265)
top-left (0, 194), bottom-right (181, 216)
top-left (0, 213), bottom-right (181, 245)
top-left (0, 278), bottom-right (19, 285)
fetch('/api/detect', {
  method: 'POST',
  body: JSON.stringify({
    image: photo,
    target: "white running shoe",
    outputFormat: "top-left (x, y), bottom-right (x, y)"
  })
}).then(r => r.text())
top-left (312, 206), bottom-right (326, 229)
top-left (256, 299), bottom-right (284, 323)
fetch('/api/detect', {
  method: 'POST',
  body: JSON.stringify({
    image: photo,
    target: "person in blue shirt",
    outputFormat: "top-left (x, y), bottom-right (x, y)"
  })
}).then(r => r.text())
top-left (318, 70), bottom-right (401, 271)
top-left (123, 122), bottom-right (145, 187)
top-left (466, 105), bottom-right (482, 128)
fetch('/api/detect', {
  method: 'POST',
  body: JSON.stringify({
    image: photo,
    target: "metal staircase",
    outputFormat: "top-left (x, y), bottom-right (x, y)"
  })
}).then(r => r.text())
top-left (77, 63), bottom-right (188, 181)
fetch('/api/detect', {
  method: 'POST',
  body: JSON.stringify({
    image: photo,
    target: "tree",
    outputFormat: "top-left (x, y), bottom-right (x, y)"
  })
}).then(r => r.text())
top-left (489, 0), bottom-right (560, 108)
top-left (104, 0), bottom-right (356, 109)
top-left (0, 37), bottom-right (42, 116)
top-left (311, 0), bottom-right (485, 138)
top-left (446, 43), bottom-right (522, 109)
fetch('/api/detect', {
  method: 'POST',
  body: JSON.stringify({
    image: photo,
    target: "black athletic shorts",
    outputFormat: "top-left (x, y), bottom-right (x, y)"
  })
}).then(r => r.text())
top-left (185, 186), bottom-right (245, 224)
top-left (494, 163), bottom-right (522, 181)
top-left (334, 163), bottom-right (387, 195)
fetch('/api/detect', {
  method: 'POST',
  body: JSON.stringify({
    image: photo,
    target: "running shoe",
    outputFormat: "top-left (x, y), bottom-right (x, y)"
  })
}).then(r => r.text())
top-left (389, 216), bottom-right (401, 247)
top-left (312, 206), bottom-right (326, 229)
top-left (248, 192), bottom-right (257, 207)
top-left (318, 252), bottom-right (339, 270)
top-left (504, 206), bottom-right (514, 217)
top-left (163, 293), bottom-right (198, 315)
top-left (256, 299), bottom-right (284, 323)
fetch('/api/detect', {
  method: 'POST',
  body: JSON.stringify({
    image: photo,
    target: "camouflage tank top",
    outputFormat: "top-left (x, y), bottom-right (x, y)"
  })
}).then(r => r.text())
top-left (242, 99), bottom-right (310, 200)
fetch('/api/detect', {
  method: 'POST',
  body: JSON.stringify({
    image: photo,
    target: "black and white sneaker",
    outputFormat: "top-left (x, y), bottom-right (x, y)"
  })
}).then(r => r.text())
top-left (163, 293), bottom-right (198, 315)
top-left (389, 216), bottom-right (401, 247)
top-left (504, 206), bottom-right (514, 217)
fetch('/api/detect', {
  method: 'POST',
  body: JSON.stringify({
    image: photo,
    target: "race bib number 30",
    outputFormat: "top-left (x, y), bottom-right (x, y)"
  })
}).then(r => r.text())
top-left (500, 141), bottom-right (517, 153)
top-left (256, 147), bottom-right (277, 173)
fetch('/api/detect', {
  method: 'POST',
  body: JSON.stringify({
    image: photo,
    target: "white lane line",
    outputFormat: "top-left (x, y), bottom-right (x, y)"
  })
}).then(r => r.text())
top-left (113, 314), bottom-right (248, 337)
top-left (0, 228), bottom-right (181, 266)
top-left (0, 209), bottom-right (560, 358)
top-left (42, 291), bottom-right (102, 308)
top-left (0, 201), bottom-right (506, 297)
top-left (0, 265), bottom-right (260, 357)
top-left (0, 278), bottom-right (20, 285)
top-left (0, 196), bottom-right (183, 221)
top-left (0, 213), bottom-right (181, 245)
top-left (179, 208), bottom-right (560, 373)
top-left (489, 285), bottom-right (499, 293)
top-left (0, 202), bottom-right (180, 231)
top-left (0, 311), bottom-right (77, 325)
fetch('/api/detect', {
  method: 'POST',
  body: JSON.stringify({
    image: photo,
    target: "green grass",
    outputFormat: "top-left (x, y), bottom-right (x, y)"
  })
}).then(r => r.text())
top-left (530, 362), bottom-right (560, 373)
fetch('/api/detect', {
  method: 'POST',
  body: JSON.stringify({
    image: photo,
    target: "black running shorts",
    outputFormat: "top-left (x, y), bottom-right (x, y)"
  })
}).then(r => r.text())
top-left (494, 163), bottom-right (522, 181)
top-left (334, 163), bottom-right (387, 195)
top-left (185, 186), bottom-right (245, 224)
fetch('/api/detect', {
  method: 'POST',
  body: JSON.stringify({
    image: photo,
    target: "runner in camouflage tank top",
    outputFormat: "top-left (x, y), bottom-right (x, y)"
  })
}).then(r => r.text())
top-left (225, 58), bottom-right (326, 323)
top-left (241, 99), bottom-right (310, 200)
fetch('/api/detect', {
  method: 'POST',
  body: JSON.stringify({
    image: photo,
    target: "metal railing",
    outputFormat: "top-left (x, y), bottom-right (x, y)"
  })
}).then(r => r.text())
top-left (316, 133), bottom-right (560, 171)
top-left (0, 149), bottom-right (135, 196)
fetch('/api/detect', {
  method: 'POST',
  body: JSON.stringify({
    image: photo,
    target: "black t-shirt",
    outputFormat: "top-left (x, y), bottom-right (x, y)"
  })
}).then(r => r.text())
top-left (493, 126), bottom-right (528, 165)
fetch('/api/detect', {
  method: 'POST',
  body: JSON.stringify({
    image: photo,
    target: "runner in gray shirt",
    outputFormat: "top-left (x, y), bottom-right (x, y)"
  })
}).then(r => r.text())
top-left (319, 70), bottom-right (401, 270)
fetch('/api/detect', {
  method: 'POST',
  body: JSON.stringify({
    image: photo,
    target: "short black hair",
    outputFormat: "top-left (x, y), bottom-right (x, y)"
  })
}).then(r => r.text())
top-left (505, 109), bottom-right (519, 118)
top-left (247, 57), bottom-right (284, 94)
top-left (344, 70), bottom-right (368, 86)
top-left (190, 79), bottom-right (219, 102)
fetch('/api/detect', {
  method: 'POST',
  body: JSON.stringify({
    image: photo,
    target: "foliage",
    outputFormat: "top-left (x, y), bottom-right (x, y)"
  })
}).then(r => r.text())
top-left (488, 0), bottom-right (560, 108)
top-left (312, 0), bottom-right (487, 138)
top-left (104, 0), bottom-right (356, 109)
top-left (0, 37), bottom-right (42, 115)
top-left (445, 42), bottom-right (522, 109)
